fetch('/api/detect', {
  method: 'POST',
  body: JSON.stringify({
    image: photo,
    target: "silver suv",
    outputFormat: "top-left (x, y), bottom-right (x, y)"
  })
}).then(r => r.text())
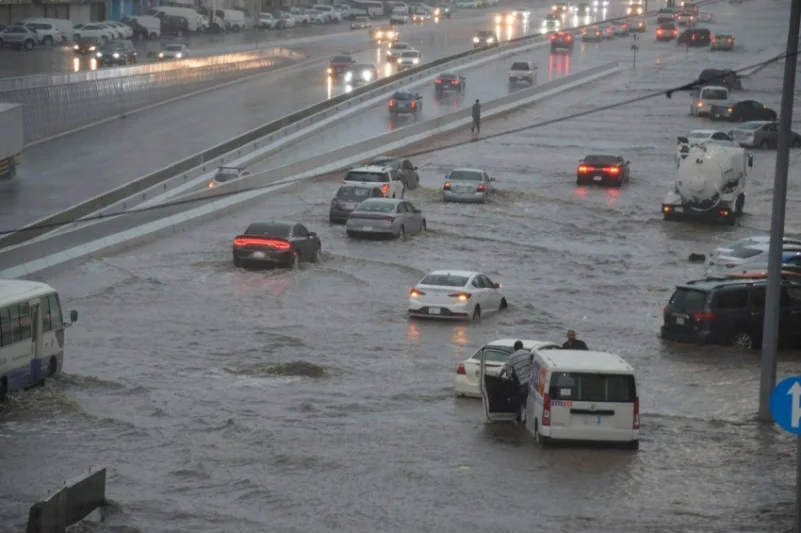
top-left (0, 25), bottom-right (38, 50)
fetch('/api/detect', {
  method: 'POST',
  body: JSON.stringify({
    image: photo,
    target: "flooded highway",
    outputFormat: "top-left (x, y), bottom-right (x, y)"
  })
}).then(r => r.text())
top-left (1, 3), bottom-right (592, 232)
top-left (2, 0), bottom-right (800, 532)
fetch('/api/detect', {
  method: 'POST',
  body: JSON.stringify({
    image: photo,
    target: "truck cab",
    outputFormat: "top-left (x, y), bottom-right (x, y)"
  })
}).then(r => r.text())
top-left (690, 85), bottom-right (730, 117)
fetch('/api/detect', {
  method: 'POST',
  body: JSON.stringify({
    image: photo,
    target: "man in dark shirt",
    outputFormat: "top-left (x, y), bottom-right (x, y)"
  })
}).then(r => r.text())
top-left (471, 99), bottom-right (481, 134)
top-left (562, 329), bottom-right (589, 350)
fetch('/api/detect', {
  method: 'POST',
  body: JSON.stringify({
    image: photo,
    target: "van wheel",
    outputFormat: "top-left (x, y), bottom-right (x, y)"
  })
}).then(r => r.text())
top-left (471, 305), bottom-right (481, 322)
top-left (176, 29), bottom-right (185, 37)
top-left (24, 39), bottom-right (34, 50)
top-left (735, 194), bottom-right (745, 215)
top-left (625, 440), bottom-right (640, 450)
top-left (732, 331), bottom-right (754, 350)
top-left (48, 357), bottom-right (58, 376)
top-left (101, 35), bottom-right (108, 43)
top-left (43, 36), bottom-right (53, 46)
top-left (534, 420), bottom-right (551, 447)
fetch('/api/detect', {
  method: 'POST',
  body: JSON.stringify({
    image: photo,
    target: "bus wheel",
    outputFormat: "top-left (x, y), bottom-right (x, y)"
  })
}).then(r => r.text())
top-left (48, 357), bottom-right (58, 376)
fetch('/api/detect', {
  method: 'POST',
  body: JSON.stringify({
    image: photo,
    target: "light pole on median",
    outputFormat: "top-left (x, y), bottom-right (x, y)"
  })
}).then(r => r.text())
top-left (757, 0), bottom-right (801, 422)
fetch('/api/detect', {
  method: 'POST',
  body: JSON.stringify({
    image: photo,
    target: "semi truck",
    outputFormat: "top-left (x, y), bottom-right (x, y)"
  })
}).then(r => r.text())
top-left (662, 143), bottom-right (752, 225)
top-left (0, 103), bottom-right (23, 180)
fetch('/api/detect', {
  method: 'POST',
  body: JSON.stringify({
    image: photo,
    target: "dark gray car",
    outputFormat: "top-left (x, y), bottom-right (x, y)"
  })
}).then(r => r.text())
top-left (371, 156), bottom-right (420, 189)
top-left (730, 121), bottom-right (801, 149)
top-left (329, 185), bottom-right (385, 223)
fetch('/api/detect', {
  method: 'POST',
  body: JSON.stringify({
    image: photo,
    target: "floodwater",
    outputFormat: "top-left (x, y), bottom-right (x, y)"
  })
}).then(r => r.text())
top-left (2, 0), bottom-right (801, 532)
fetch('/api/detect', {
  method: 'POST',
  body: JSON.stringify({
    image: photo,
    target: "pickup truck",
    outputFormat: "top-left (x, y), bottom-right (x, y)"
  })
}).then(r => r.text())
top-left (0, 103), bottom-right (23, 180)
top-left (690, 85), bottom-right (732, 117)
top-left (508, 60), bottom-right (537, 85)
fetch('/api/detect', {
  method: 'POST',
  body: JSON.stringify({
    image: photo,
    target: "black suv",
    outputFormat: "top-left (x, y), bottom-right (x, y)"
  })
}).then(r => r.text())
top-left (661, 276), bottom-right (801, 350)
top-left (699, 68), bottom-right (742, 90)
top-left (96, 40), bottom-right (137, 66)
top-left (677, 27), bottom-right (710, 46)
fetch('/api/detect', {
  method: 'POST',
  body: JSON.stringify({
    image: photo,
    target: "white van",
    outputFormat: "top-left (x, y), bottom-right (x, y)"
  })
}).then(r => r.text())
top-left (147, 7), bottom-right (203, 32)
top-left (21, 18), bottom-right (72, 42)
top-left (313, 5), bottom-right (342, 22)
top-left (213, 8), bottom-right (246, 31)
top-left (390, 2), bottom-right (410, 13)
top-left (690, 85), bottom-right (731, 117)
top-left (480, 348), bottom-right (640, 449)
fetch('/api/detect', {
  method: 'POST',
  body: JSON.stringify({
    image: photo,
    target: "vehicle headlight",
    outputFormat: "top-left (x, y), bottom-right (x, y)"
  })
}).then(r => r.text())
top-left (487, 37), bottom-right (494, 43)
top-left (327, 66), bottom-right (333, 73)
top-left (89, 46), bottom-right (96, 51)
top-left (376, 31), bottom-right (383, 37)
top-left (112, 52), bottom-right (119, 58)
top-left (435, 8), bottom-right (440, 14)
top-left (494, 15), bottom-right (501, 22)
top-left (73, 44), bottom-right (78, 50)
top-left (412, 57), bottom-right (419, 64)
top-left (506, 15), bottom-right (514, 23)
top-left (158, 52), bottom-right (164, 58)
top-left (473, 36), bottom-right (480, 42)
top-left (344, 71), bottom-right (353, 81)
top-left (176, 53), bottom-right (182, 58)
top-left (96, 52), bottom-right (102, 58)
top-left (362, 70), bottom-right (372, 80)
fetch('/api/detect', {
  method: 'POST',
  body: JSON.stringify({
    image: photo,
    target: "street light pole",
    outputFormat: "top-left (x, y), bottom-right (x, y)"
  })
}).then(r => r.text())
top-left (757, 0), bottom-right (801, 422)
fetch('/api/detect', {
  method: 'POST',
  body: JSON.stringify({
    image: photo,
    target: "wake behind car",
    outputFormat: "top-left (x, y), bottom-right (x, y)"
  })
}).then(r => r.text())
top-left (96, 40), bottom-right (137, 66)
top-left (435, 72), bottom-right (466, 96)
top-left (209, 166), bottom-right (249, 188)
top-left (443, 168), bottom-right (495, 203)
top-left (329, 185), bottom-right (386, 223)
top-left (328, 54), bottom-right (355, 77)
top-left (656, 23), bottom-right (678, 41)
top-left (677, 27), bottom-right (710, 46)
top-left (473, 30), bottom-right (496, 48)
top-left (508, 61), bottom-right (536, 85)
top-left (73, 36), bottom-right (101, 55)
top-left (576, 154), bottom-right (630, 187)
top-left (388, 90), bottom-right (423, 117)
top-left (396, 49), bottom-right (422, 70)
top-left (409, 270), bottom-right (507, 321)
top-left (454, 339), bottom-right (559, 397)
top-left (711, 33), bottom-right (734, 50)
top-left (345, 198), bottom-right (426, 240)
top-left (344, 63), bottom-right (378, 85)
top-left (730, 121), bottom-right (801, 149)
top-left (232, 221), bottom-right (321, 268)
top-left (550, 30), bottom-right (574, 51)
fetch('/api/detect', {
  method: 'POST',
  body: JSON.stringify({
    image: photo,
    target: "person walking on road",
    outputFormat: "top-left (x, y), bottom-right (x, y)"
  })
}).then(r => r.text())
top-left (471, 99), bottom-right (481, 135)
top-left (562, 330), bottom-right (589, 350)
top-left (499, 340), bottom-right (532, 422)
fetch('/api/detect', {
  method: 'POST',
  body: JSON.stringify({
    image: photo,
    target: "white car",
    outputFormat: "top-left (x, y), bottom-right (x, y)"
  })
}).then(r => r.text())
top-left (278, 13), bottom-right (296, 28)
top-left (73, 23), bottom-right (114, 42)
top-left (208, 166), bottom-right (250, 188)
top-left (454, 339), bottom-right (560, 397)
top-left (341, 165), bottom-right (405, 198)
top-left (159, 44), bottom-right (190, 60)
top-left (103, 21), bottom-right (133, 39)
top-left (705, 236), bottom-right (801, 275)
top-left (408, 270), bottom-right (508, 321)
top-left (290, 8), bottom-right (310, 23)
top-left (676, 130), bottom-right (739, 165)
top-left (307, 10), bottom-right (327, 24)
top-left (258, 12), bottom-right (279, 29)
top-left (23, 22), bottom-right (61, 45)
top-left (705, 241), bottom-right (801, 277)
top-left (396, 49), bottom-right (422, 69)
top-left (314, 5), bottom-right (342, 22)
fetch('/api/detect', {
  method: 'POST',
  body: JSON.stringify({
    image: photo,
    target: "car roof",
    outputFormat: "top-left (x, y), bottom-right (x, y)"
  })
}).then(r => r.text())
top-left (0, 280), bottom-right (55, 302)
top-left (438, 72), bottom-right (459, 77)
top-left (485, 339), bottom-right (558, 350)
top-left (426, 269), bottom-right (478, 278)
top-left (450, 167), bottom-right (484, 173)
top-left (361, 197), bottom-right (402, 204)
top-left (735, 121), bottom-right (771, 128)
top-left (535, 349), bottom-right (635, 373)
top-left (247, 220), bottom-right (296, 229)
top-left (350, 165), bottom-right (389, 172)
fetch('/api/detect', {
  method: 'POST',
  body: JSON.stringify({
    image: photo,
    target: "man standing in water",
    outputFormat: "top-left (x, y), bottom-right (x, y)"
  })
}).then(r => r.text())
top-left (562, 330), bottom-right (589, 350)
top-left (500, 340), bottom-right (532, 422)
top-left (471, 99), bottom-right (481, 135)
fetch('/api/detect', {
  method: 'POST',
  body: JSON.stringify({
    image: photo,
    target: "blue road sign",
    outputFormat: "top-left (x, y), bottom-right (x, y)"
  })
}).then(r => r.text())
top-left (770, 376), bottom-right (801, 435)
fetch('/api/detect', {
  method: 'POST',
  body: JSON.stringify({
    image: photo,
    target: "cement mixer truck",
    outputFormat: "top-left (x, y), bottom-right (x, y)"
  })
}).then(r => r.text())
top-left (661, 142), bottom-right (753, 225)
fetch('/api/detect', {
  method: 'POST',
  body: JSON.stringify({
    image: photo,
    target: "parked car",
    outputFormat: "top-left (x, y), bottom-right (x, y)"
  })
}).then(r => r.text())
top-left (73, 23), bottom-right (114, 42)
top-left (345, 198), bottom-right (426, 240)
top-left (0, 25), bottom-right (39, 50)
top-left (23, 22), bottom-right (60, 45)
top-left (730, 121), bottom-right (801, 149)
top-left (102, 20), bottom-right (134, 39)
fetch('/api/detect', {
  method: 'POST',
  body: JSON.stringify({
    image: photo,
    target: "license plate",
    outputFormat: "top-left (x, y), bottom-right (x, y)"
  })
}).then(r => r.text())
top-left (457, 186), bottom-right (470, 192)
top-left (344, 203), bottom-right (356, 209)
top-left (515, 76), bottom-right (523, 79)
top-left (584, 415), bottom-right (602, 425)
top-left (593, 175), bottom-right (603, 181)
top-left (252, 251), bottom-right (266, 259)
top-left (429, 307), bottom-right (441, 315)
top-left (362, 225), bottom-right (373, 231)
top-left (675, 317), bottom-right (685, 325)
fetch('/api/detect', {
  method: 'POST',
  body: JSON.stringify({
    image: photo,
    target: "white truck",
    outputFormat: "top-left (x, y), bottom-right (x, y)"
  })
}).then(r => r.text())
top-left (690, 85), bottom-right (733, 117)
top-left (0, 103), bottom-right (23, 180)
top-left (662, 143), bottom-right (753, 225)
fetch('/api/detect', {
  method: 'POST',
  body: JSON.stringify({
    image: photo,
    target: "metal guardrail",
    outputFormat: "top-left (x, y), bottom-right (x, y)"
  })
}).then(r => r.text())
top-left (0, 47), bottom-right (303, 144)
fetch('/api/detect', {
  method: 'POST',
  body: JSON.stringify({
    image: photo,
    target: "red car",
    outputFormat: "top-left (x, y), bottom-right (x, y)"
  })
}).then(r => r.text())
top-left (550, 30), bottom-right (574, 51)
top-left (576, 154), bottom-right (631, 187)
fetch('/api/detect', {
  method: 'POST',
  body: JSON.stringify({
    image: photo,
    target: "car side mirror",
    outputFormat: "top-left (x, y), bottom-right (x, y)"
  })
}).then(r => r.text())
top-left (70, 309), bottom-right (78, 323)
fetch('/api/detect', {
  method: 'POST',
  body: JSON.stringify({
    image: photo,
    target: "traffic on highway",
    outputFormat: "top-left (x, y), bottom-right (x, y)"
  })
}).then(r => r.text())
top-left (2, 0), bottom-right (800, 531)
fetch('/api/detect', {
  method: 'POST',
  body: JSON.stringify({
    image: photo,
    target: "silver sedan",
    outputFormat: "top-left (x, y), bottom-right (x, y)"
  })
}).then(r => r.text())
top-left (345, 198), bottom-right (426, 240)
top-left (442, 168), bottom-right (495, 203)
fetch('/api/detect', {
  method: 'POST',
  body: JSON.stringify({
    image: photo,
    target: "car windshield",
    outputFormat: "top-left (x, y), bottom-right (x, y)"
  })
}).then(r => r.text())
top-left (420, 274), bottom-right (470, 287)
top-left (355, 201), bottom-right (395, 213)
top-left (351, 64), bottom-right (373, 71)
top-left (164, 45), bottom-right (183, 51)
top-left (400, 51), bottom-right (418, 57)
top-left (337, 187), bottom-right (374, 199)
top-left (332, 55), bottom-right (351, 62)
top-left (448, 170), bottom-right (482, 181)
top-left (584, 155), bottom-right (619, 165)
top-left (669, 288), bottom-right (708, 312)
top-left (393, 43), bottom-right (410, 49)
top-left (511, 62), bottom-right (530, 70)
top-left (701, 88), bottom-right (728, 99)
top-left (549, 372), bottom-right (636, 403)
top-left (245, 223), bottom-right (291, 237)
top-left (545, 14), bottom-right (559, 20)
top-left (478, 31), bottom-right (493, 36)
top-left (738, 122), bottom-right (766, 130)
top-left (472, 346), bottom-right (513, 363)
top-left (102, 43), bottom-right (126, 51)
top-left (345, 171), bottom-right (388, 183)
top-left (394, 92), bottom-right (414, 100)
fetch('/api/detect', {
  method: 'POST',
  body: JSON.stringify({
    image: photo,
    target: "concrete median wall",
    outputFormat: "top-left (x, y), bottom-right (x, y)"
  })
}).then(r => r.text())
top-left (26, 467), bottom-right (107, 533)
top-left (0, 62), bottom-right (622, 280)
top-left (0, 47), bottom-right (302, 145)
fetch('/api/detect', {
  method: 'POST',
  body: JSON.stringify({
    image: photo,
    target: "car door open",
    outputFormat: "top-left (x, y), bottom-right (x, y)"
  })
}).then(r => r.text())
top-left (479, 347), bottom-right (520, 423)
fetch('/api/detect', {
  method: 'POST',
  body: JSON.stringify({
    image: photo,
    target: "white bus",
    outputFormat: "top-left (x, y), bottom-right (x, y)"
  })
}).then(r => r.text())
top-left (0, 280), bottom-right (78, 403)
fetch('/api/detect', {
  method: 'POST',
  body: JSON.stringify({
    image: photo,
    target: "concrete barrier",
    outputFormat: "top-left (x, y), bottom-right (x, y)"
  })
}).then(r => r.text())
top-left (26, 467), bottom-right (107, 533)
top-left (0, 63), bottom-right (622, 280)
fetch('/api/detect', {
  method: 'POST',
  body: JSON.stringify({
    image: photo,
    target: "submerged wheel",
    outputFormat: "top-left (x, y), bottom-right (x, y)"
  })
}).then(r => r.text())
top-left (471, 305), bottom-right (481, 321)
top-left (397, 225), bottom-right (406, 241)
top-left (48, 357), bottom-right (58, 376)
top-left (499, 298), bottom-right (508, 310)
top-left (736, 194), bottom-right (745, 215)
top-left (732, 331), bottom-right (754, 351)
top-left (311, 245), bottom-right (321, 263)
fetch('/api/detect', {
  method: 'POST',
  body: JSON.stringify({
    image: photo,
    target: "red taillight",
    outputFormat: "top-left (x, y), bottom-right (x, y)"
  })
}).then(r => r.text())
top-left (663, 306), bottom-right (669, 315)
top-left (657, 29), bottom-right (663, 35)
top-left (691, 34), bottom-right (696, 40)
top-left (606, 166), bottom-right (620, 175)
top-left (341, 181), bottom-right (346, 186)
top-left (451, 80), bottom-right (458, 84)
top-left (694, 311), bottom-right (715, 322)
top-left (410, 288), bottom-right (425, 297)
top-left (443, 182), bottom-right (451, 190)
top-left (542, 393), bottom-right (551, 426)
top-left (577, 165), bottom-right (590, 173)
top-left (633, 398), bottom-right (640, 429)
top-left (389, 100), bottom-right (395, 107)
top-left (381, 184), bottom-right (390, 194)
top-left (233, 237), bottom-right (290, 250)
top-left (411, 101), bottom-right (416, 108)
top-left (673, 29), bottom-right (678, 35)
top-left (457, 363), bottom-right (466, 375)
top-left (448, 292), bottom-right (471, 300)
top-left (384, 216), bottom-right (396, 222)
top-left (477, 183), bottom-right (487, 192)
top-left (550, 34), bottom-right (556, 39)
top-left (435, 79), bottom-right (442, 84)
top-left (566, 35), bottom-right (572, 40)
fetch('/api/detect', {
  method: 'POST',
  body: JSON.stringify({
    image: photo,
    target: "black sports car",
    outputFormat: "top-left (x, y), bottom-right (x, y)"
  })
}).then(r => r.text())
top-left (232, 221), bottom-right (321, 268)
top-left (434, 72), bottom-right (466, 95)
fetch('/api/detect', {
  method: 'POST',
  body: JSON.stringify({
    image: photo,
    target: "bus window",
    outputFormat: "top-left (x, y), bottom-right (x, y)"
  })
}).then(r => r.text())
top-left (19, 302), bottom-right (31, 340)
top-left (9, 305), bottom-right (20, 343)
top-left (0, 307), bottom-right (10, 346)
top-left (48, 294), bottom-right (63, 329)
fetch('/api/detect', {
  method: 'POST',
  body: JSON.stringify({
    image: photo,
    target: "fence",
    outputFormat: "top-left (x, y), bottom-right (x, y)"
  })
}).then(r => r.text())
top-left (0, 47), bottom-right (303, 144)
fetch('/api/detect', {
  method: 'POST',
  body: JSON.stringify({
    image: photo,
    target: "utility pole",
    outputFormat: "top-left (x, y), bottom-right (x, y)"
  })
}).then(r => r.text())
top-left (757, 0), bottom-right (801, 422)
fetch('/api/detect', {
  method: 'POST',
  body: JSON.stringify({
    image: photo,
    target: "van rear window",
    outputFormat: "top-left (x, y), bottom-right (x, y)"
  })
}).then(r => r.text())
top-left (669, 288), bottom-right (708, 312)
top-left (548, 372), bottom-right (636, 403)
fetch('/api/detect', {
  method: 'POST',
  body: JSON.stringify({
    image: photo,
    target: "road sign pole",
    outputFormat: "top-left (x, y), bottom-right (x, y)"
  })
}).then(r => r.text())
top-left (758, 0), bottom-right (801, 423)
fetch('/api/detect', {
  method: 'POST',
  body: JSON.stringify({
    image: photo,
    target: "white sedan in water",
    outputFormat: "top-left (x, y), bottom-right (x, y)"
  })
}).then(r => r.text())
top-left (407, 270), bottom-right (507, 321)
top-left (454, 338), bottom-right (560, 397)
